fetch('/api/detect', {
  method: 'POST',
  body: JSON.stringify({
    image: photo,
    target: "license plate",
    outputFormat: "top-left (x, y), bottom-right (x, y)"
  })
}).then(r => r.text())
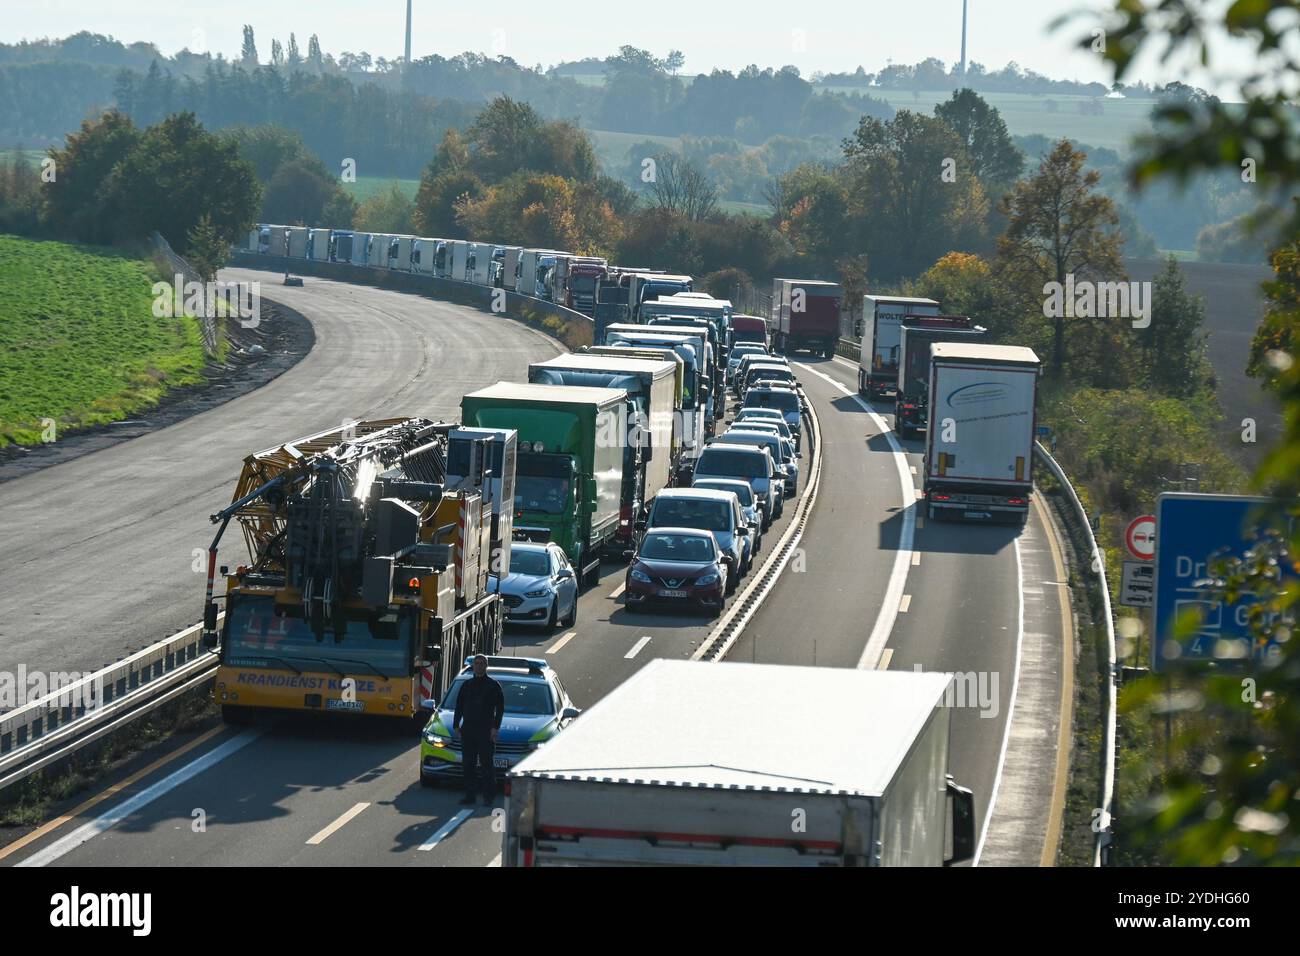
top-left (493, 756), bottom-right (511, 769)
top-left (325, 699), bottom-right (365, 711)
top-left (966, 512), bottom-right (992, 520)
top-left (658, 589), bottom-right (689, 598)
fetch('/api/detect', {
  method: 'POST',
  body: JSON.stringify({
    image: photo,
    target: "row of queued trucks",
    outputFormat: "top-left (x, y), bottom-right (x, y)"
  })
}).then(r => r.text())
top-left (856, 295), bottom-right (1042, 525)
top-left (212, 235), bottom-right (991, 866)
top-left (249, 225), bottom-right (618, 315)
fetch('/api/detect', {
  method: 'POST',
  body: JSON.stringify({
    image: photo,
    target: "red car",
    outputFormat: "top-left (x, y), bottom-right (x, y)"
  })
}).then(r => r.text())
top-left (623, 528), bottom-right (732, 616)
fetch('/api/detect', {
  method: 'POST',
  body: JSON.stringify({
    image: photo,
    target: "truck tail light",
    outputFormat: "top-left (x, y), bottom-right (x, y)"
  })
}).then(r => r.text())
top-left (1006, 497), bottom-right (1025, 506)
top-left (933, 493), bottom-right (951, 501)
top-left (902, 404), bottom-right (916, 410)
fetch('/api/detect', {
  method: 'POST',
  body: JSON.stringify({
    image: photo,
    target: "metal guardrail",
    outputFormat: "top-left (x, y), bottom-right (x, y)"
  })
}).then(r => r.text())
top-left (1033, 440), bottom-right (1116, 867)
top-left (693, 394), bottom-right (822, 662)
top-left (0, 623), bottom-right (216, 791)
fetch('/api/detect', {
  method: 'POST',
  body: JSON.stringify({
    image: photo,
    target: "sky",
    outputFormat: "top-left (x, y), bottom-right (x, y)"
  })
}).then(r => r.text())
top-left (1, 0), bottom-right (1260, 94)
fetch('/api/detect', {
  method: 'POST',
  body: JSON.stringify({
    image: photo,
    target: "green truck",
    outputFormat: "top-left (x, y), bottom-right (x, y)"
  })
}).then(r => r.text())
top-left (461, 382), bottom-right (627, 587)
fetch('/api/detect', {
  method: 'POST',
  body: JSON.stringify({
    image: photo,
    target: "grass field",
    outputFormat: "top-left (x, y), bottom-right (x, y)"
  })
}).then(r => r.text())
top-left (824, 88), bottom-right (1155, 154)
top-left (0, 235), bottom-right (207, 446)
top-left (342, 176), bottom-right (420, 204)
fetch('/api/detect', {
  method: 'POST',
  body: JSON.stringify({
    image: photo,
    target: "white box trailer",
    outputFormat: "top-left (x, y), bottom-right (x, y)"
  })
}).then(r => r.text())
top-left (412, 237), bottom-right (440, 274)
top-left (519, 249), bottom-right (562, 298)
top-left (368, 234), bottom-right (389, 267)
top-left (350, 232), bottom-right (372, 266)
top-left (503, 247), bottom-right (524, 291)
top-left (504, 660), bottom-right (975, 867)
top-left (859, 295), bottom-right (941, 400)
top-left (262, 225), bottom-right (288, 256)
top-left (451, 240), bottom-right (472, 282)
top-left (286, 226), bottom-right (310, 258)
top-left (308, 228), bottom-right (330, 261)
top-left (245, 229), bottom-right (260, 252)
top-left (471, 243), bottom-right (494, 285)
top-left (528, 353), bottom-right (680, 523)
top-left (389, 235), bottom-right (415, 271)
top-left (924, 343), bottom-right (1041, 524)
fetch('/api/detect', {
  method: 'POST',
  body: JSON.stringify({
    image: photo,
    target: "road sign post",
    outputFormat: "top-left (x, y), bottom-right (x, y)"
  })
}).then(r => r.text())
top-left (1152, 493), bottom-right (1286, 671)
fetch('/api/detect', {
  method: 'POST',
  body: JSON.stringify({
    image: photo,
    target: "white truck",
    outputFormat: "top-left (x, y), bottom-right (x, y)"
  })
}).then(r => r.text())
top-left (450, 240), bottom-right (472, 282)
top-left (368, 233), bottom-right (390, 268)
top-left (858, 295), bottom-right (941, 400)
top-left (503, 660), bottom-right (975, 867)
top-left (923, 343), bottom-right (1041, 524)
top-left (286, 226), bottom-right (310, 259)
top-left (350, 232), bottom-right (373, 266)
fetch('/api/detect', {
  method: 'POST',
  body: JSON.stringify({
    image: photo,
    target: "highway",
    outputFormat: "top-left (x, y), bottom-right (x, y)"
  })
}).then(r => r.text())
top-left (2, 273), bottom-right (1070, 868)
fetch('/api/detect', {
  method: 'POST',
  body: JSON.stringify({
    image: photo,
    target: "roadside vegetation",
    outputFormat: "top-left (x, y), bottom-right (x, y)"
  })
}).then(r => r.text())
top-left (0, 235), bottom-right (208, 446)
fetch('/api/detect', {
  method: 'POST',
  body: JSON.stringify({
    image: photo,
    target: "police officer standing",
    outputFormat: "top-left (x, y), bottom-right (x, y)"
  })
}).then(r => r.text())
top-left (454, 655), bottom-right (505, 806)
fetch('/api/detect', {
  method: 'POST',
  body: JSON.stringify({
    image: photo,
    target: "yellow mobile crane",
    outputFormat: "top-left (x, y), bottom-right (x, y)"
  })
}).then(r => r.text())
top-left (202, 418), bottom-right (504, 723)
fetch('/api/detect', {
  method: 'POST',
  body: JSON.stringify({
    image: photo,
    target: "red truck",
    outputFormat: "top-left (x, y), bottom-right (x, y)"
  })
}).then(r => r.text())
top-left (564, 258), bottom-right (607, 316)
top-left (771, 279), bottom-right (842, 357)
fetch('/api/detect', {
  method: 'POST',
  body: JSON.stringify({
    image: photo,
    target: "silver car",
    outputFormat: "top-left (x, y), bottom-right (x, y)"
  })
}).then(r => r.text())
top-left (493, 542), bottom-right (578, 630)
top-left (691, 478), bottom-right (764, 558)
top-left (692, 442), bottom-right (782, 527)
top-left (724, 427), bottom-right (800, 498)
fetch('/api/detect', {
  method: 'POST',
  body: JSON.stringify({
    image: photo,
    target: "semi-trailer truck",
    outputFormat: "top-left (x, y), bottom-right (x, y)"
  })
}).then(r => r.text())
top-left (451, 241), bottom-right (472, 281)
top-left (924, 343), bottom-right (1041, 524)
top-left (461, 382), bottom-right (627, 587)
top-left (603, 323), bottom-right (714, 457)
top-left (894, 316), bottom-right (985, 439)
top-left (628, 273), bottom-right (693, 321)
top-left (202, 419), bottom-right (504, 724)
top-left (528, 354), bottom-right (680, 555)
top-left (565, 258), bottom-right (608, 315)
top-left (503, 660), bottom-right (976, 867)
top-left (728, 314), bottom-right (768, 350)
top-left (858, 295), bottom-right (942, 400)
top-left (287, 226), bottom-right (310, 259)
top-left (771, 279), bottom-right (842, 357)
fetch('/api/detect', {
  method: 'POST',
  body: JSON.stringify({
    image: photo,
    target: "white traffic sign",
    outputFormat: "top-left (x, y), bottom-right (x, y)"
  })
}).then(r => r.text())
top-left (1120, 561), bottom-right (1154, 608)
top-left (1125, 515), bottom-right (1156, 561)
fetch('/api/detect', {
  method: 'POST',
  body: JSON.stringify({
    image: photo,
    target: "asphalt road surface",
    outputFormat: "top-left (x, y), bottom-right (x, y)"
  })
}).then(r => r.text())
top-left (4, 276), bottom-right (1068, 868)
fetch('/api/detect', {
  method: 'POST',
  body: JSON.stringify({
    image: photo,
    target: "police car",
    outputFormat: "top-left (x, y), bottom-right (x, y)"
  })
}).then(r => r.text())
top-left (418, 657), bottom-right (581, 787)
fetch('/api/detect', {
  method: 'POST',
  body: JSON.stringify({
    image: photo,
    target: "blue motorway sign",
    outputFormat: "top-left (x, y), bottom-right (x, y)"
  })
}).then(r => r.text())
top-left (1153, 493), bottom-right (1291, 671)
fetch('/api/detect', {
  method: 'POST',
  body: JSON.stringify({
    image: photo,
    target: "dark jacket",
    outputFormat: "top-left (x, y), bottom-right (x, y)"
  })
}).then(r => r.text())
top-left (454, 674), bottom-right (505, 735)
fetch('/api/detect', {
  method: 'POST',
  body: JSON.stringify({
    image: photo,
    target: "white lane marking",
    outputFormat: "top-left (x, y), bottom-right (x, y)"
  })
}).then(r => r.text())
top-left (877, 648), bottom-right (894, 671)
top-left (795, 363), bottom-right (915, 670)
top-left (912, 551), bottom-right (921, 566)
top-left (899, 594), bottom-right (912, 613)
top-left (609, 582), bottom-right (626, 599)
top-left (547, 631), bottom-right (577, 653)
top-left (832, 356), bottom-right (858, 371)
top-left (916, 516), bottom-right (925, 530)
top-left (307, 802), bottom-right (370, 845)
top-left (419, 809), bottom-right (473, 852)
top-left (487, 851), bottom-right (503, 867)
top-left (625, 635), bottom-right (652, 659)
top-left (16, 729), bottom-right (264, 867)
top-left (974, 537), bottom-right (1027, 867)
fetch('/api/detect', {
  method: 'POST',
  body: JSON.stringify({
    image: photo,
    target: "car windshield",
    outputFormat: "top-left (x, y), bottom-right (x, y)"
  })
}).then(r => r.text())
top-left (695, 481), bottom-right (753, 506)
top-left (509, 550), bottom-right (550, 576)
top-left (443, 676), bottom-right (555, 716)
top-left (697, 448), bottom-right (767, 478)
top-left (640, 532), bottom-right (715, 562)
top-left (515, 475), bottom-right (570, 514)
top-left (746, 391), bottom-right (800, 412)
top-left (651, 498), bottom-right (731, 531)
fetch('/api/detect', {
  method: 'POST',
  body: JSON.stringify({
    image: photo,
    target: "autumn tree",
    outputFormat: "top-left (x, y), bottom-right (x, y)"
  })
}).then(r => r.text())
top-left (995, 139), bottom-right (1125, 382)
top-left (43, 110), bottom-right (142, 244)
top-left (648, 152), bottom-right (718, 222)
top-left (841, 110), bottom-right (989, 279)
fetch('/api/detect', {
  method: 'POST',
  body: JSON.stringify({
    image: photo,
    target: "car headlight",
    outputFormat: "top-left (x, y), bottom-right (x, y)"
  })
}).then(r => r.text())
top-left (630, 567), bottom-right (652, 583)
top-left (696, 572), bottom-right (720, 586)
top-left (424, 732), bottom-right (446, 746)
top-left (525, 588), bottom-right (551, 598)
